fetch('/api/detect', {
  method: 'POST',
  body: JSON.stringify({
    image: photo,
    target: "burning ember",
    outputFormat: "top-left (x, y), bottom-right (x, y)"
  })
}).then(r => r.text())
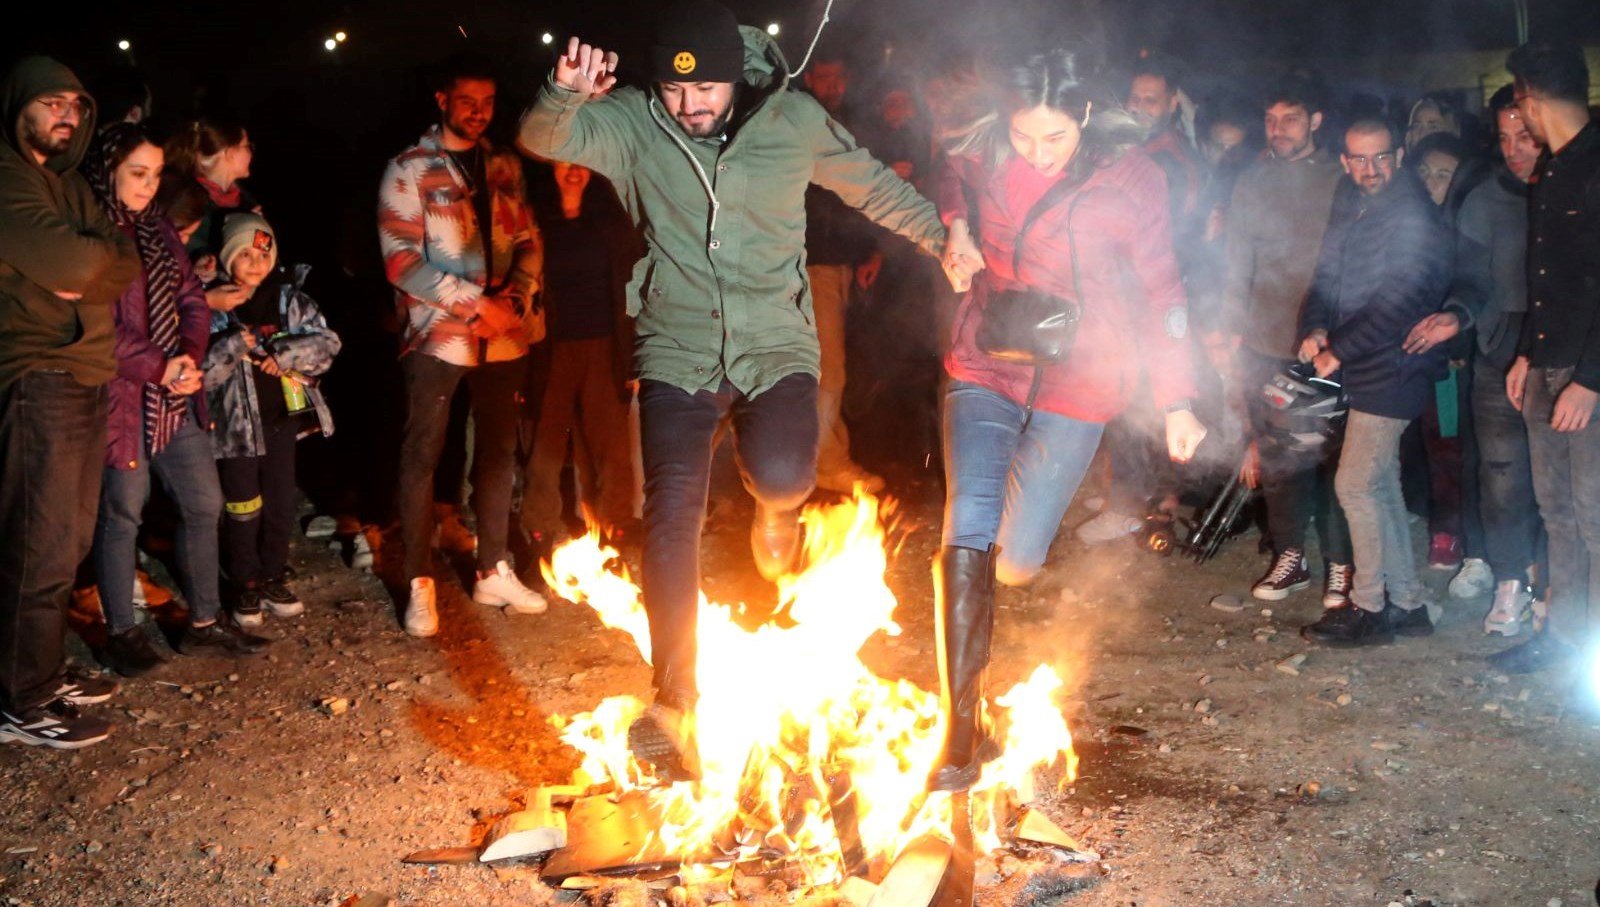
top-left (539, 490), bottom-right (1080, 894)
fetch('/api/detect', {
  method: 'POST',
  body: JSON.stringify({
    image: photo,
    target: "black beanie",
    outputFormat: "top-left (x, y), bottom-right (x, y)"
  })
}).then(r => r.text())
top-left (648, 0), bottom-right (745, 83)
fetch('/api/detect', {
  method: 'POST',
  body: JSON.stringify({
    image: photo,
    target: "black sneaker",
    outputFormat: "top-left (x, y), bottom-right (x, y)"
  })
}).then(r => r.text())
top-left (1301, 604), bottom-right (1394, 647)
top-left (98, 627), bottom-right (166, 678)
top-left (54, 669), bottom-right (120, 705)
top-left (1488, 633), bottom-right (1578, 675)
top-left (1253, 548), bottom-right (1312, 601)
top-left (233, 586), bottom-right (264, 629)
top-left (0, 700), bottom-right (111, 749)
top-left (1387, 602), bottom-right (1435, 637)
top-left (178, 622), bottom-right (269, 657)
top-left (259, 574), bottom-right (305, 618)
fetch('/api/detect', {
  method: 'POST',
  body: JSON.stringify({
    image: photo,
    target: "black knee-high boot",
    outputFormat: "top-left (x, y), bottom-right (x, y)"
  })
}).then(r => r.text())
top-left (929, 544), bottom-right (998, 792)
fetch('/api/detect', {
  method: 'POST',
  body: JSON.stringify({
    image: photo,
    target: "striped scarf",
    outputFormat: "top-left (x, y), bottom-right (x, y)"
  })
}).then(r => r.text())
top-left (89, 125), bottom-right (188, 456)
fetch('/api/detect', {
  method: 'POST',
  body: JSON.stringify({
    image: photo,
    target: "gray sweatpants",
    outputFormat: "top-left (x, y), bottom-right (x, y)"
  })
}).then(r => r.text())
top-left (1336, 410), bottom-right (1424, 614)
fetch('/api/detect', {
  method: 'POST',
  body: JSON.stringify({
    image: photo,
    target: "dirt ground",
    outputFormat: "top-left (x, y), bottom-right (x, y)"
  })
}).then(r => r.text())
top-left (2, 460), bottom-right (1598, 907)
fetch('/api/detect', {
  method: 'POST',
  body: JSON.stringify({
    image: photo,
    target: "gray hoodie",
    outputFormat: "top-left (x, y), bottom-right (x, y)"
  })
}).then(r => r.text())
top-left (0, 56), bottom-right (138, 389)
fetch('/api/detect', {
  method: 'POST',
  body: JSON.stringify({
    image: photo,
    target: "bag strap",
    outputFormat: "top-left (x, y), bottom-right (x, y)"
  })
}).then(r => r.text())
top-left (1011, 175), bottom-right (1081, 276)
top-left (1018, 188), bottom-right (1087, 432)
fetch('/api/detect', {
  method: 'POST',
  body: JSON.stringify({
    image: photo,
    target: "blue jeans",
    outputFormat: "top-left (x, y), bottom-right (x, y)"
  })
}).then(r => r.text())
top-left (95, 415), bottom-right (224, 633)
top-left (942, 382), bottom-right (1104, 586)
top-left (639, 373), bottom-right (819, 702)
top-left (1335, 411), bottom-right (1423, 613)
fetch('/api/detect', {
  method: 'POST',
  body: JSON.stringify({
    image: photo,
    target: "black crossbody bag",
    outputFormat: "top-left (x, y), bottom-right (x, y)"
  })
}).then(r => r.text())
top-left (961, 175), bottom-right (1086, 427)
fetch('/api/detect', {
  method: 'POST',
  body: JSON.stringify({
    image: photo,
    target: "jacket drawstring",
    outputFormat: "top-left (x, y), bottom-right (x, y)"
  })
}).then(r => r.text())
top-left (648, 98), bottom-right (722, 236)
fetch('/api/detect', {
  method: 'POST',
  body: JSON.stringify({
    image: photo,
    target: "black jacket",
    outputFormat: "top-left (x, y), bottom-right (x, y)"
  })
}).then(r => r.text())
top-left (1518, 122), bottom-right (1600, 391)
top-left (1300, 172), bottom-right (1453, 419)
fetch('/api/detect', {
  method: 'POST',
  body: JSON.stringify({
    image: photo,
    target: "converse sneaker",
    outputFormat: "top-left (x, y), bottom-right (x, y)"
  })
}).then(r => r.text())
top-left (472, 561), bottom-right (547, 614)
top-left (405, 577), bottom-right (439, 638)
top-left (1253, 549), bottom-right (1312, 601)
top-left (1322, 562), bottom-right (1354, 608)
top-left (53, 669), bottom-right (120, 705)
top-left (1301, 603), bottom-right (1393, 647)
top-left (0, 700), bottom-right (111, 749)
top-left (259, 573), bottom-right (305, 618)
top-left (1428, 532), bottom-right (1463, 570)
top-left (1446, 557), bottom-right (1493, 598)
top-left (233, 587), bottom-right (264, 629)
top-left (1484, 579), bottom-right (1533, 637)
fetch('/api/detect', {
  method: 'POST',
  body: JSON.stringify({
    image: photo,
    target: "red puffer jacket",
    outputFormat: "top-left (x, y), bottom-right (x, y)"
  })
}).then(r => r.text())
top-left (940, 149), bottom-right (1197, 423)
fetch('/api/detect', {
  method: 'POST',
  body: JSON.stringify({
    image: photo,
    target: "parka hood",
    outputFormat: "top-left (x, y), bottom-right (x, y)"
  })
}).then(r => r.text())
top-left (2, 55), bottom-right (96, 175)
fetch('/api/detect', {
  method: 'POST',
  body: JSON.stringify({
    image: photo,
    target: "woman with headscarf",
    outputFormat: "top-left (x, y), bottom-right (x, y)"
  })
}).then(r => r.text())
top-left (86, 124), bottom-right (268, 676)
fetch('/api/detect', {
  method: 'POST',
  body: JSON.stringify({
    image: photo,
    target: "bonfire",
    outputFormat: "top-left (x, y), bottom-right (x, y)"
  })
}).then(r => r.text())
top-left (534, 490), bottom-right (1083, 900)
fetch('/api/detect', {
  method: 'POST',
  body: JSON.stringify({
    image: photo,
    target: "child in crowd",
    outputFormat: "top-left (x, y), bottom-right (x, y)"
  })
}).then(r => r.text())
top-left (202, 213), bottom-right (341, 627)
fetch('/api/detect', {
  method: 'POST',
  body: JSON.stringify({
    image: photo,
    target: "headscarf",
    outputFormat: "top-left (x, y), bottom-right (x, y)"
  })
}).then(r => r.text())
top-left (87, 123), bottom-right (188, 457)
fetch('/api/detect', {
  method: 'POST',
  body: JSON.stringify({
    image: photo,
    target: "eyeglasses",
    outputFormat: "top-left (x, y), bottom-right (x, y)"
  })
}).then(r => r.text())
top-left (1346, 151), bottom-right (1397, 169)
top-left (34, 96), bottom-right (88, 120)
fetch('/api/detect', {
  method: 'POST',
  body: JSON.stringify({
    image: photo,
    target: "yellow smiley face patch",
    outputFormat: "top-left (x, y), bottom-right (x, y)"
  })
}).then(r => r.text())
top-left (673, 51), bottom-right (697, 75)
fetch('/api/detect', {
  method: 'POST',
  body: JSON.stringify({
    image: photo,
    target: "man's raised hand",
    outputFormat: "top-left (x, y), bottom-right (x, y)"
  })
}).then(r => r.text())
top-left (555, 37), bottom-right (619, 98)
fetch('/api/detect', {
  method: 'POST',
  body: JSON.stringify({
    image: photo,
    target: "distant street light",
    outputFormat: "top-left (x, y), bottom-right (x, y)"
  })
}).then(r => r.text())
top-left (541, 32), bottom-right (555, 45)
top-left (766, 22), bottom-right (780, 36)
top-left (117, 40), bottom-right (131, 52)
top-left (324, 38), bottom-right (338, 51)
top-left (335, 31), bottom-right (348, 43)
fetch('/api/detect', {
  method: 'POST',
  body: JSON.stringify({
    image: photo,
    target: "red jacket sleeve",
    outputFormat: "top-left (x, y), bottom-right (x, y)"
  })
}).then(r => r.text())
top-left (938, 154), bottom-right (981, 229)
top-left (1118, 160), bottom-right (1197, 410)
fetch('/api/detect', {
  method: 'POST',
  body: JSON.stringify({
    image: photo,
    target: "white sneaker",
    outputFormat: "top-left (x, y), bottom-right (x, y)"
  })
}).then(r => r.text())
top-left (472, 561), bottom-right (547, 615)
top-left (1448, 557), bottom-right (1494, 599)
top-left (1076, 509), bottom-right (1140, 544)
top-left (1483, 579), bottom-right (1532, 637)
top-left (304, 514), bottom-right (338, 539)
top-left (405, 577), bottom-right (439, 638)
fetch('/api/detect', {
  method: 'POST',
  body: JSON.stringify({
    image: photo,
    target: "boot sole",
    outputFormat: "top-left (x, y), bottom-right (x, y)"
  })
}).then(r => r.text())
top-left (1253, 580), bottom-right (1311, 601)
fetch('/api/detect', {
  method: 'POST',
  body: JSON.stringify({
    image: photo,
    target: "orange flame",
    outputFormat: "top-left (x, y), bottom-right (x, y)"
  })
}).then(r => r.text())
top-left (542, 490), bottom-right (1076, 885)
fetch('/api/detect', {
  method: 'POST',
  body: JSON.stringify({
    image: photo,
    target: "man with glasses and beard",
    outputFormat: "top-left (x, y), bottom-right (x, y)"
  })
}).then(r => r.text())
top-left (380, 52), bottom-right (548, 638)
top-left (1297, 119), bottom-right (1454, 647)
top-left (0, 57), bottom-right (139, 748)
top-left (519, 0), bottom-right (975, 775)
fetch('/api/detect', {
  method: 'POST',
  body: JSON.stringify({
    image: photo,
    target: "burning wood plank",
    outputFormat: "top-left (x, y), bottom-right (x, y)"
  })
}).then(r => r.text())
top-left (867, 834), bottom-right (952, 907)
top-left (479, 788), bottom-right (568, 862)
top-left (540, 792), bottom-right (688, 881)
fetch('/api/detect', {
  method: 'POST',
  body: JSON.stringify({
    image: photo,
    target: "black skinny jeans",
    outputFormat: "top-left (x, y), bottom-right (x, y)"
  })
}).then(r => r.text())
top-left (639, 373), bottom-right (819, 705)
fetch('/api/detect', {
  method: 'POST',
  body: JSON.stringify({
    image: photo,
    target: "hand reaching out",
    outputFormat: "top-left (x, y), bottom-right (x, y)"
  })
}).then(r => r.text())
top-left (556, 37), bottom-right (619, 98)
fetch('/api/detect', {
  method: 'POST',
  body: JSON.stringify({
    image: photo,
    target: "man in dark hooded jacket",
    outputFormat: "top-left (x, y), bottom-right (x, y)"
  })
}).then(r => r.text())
top-left (0, 56), bottom-right (139, 749)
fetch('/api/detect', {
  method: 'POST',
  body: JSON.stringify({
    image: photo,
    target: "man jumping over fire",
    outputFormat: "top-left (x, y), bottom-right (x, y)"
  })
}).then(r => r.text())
top-left (519, 0), bottom-right (975, 774)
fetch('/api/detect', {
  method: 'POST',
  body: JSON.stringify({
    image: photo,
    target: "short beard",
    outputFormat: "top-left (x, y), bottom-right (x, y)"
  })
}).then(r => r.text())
top-left (676, 107), bottom-right (732, 139)
top-left (22, 123), bottom-right (72, 160)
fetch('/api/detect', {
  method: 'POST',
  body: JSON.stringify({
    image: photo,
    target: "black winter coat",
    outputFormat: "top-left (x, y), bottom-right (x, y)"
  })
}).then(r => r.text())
top-left (1300, 173), bottom-right (1453, 420)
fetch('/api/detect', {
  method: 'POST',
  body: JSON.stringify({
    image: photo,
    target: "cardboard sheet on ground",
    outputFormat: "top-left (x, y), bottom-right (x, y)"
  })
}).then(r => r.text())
top-left (540, 792), bottom-right (697, 881)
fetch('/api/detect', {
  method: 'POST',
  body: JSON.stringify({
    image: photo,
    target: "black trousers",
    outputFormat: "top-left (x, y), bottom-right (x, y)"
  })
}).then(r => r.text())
top-left (219, 419), bottom-right (299, 587)
top-left (0, 371), bottom-right (105, 712)
top-left (398, 353), bottom-right (527, 579)
top-left (639, 373), bottom-right (819, 703)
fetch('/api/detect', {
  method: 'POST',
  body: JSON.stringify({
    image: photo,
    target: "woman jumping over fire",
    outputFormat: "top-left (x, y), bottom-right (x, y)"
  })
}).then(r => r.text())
top-left (929, 45), bottom-right (1208, 791)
